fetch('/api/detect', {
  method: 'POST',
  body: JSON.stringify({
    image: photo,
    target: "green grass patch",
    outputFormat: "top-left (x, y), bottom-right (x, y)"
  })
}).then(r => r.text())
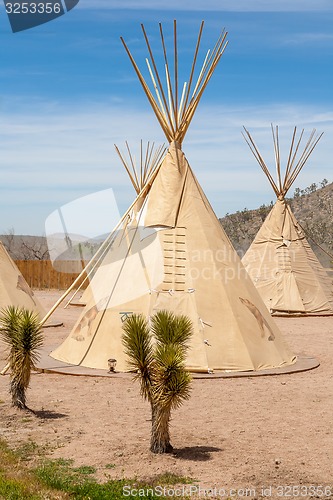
top-left (1, 437), bottom-right (194, 499)
top-left (73, 465), bottom-right (96, 475)
top-left (105, 463), bottom-right (116, 469)
top-left (0, 438), bottom-right (66, 499)
top-left (14, 440), bottom-right (40, 461)
top-left (35, 459), bottom-right (194, 499)
top-left (145, 472), bottom-right (193, 486)
top-left (0, 475), bottom-right (41, 500)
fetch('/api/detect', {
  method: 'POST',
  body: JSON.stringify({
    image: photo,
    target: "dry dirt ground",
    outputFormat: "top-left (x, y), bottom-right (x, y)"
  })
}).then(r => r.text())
top-left (0, 290), bottom-right (333, 499)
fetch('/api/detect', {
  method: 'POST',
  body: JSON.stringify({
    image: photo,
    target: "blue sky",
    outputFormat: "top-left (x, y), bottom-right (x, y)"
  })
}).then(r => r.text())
top-left (0, 0), bottom-right (332, 235)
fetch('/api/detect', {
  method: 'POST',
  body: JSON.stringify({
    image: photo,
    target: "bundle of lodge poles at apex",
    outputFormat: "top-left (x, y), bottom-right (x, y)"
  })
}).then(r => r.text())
top-left (2, 20), bottom-right (332, 381)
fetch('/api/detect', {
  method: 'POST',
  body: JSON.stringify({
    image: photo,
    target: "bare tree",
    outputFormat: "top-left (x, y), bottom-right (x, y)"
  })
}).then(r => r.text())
top-left (1, 227), bottom-right (17, 258)
top-left (19, 237), bottom-right (49, 260)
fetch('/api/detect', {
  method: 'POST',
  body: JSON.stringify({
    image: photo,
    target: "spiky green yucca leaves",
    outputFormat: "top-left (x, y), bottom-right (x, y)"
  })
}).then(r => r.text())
top-left (122, 314), bottom-right (153, 403)
top-left (122, 310), bottom-right (192, 454)
top-left (153, 344), bottom-right (192, 410)
top-left (151, 311), bottom-right (193, 351)
top-left (0, 306), bottom-right (43, 409)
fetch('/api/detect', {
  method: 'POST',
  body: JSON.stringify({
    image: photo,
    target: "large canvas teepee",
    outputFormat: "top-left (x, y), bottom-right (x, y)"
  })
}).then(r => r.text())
top-left (51, 22), bottom-right (296, 373)
top-left (242, 125), bottom-right (333, 316)
top-left (0, 241), bottom-right (45, 316)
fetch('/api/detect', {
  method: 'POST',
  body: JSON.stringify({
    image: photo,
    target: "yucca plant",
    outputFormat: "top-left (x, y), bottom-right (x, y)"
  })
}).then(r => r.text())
top-left (0, 306), bottom-right (43, 409)
top-left (122, 310), bottom-right (192, 454)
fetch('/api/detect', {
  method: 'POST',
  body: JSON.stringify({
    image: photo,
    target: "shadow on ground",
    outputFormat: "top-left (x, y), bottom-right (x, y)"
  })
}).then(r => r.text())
top-left (173, 446), bottom-right (222, 461)
top-left (33, 409), bottom-right (68, 420)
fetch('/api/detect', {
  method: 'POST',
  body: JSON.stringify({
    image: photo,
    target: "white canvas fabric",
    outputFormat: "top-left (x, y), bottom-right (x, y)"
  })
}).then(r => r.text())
top-left (51, 143), bottom-right (296, 372)
top-left (242, 199), bottom-right (333, 316)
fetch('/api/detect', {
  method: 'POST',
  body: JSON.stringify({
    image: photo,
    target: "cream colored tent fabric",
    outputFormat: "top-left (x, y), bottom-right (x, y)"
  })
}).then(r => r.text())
top-left (242, 126), bottom-right (333, 316)
top-left (74, 141), bottom-right (167, 308)
top-left (51, 142), bottom-right (295, 372)
top-left (50, 22), bottom-right (296, 373)
top-left (0, 242), bottom-right (45, 316)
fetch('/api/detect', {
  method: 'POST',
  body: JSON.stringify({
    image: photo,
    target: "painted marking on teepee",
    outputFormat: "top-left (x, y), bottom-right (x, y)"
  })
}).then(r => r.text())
top-left (239, 297), bottom-right (275, 341)
top-left (119, 312), bottom-right (133, 323)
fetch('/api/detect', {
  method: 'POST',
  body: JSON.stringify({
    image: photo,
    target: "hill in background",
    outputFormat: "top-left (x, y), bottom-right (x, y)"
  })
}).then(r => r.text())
top-left (220, 179), bottom-right (333, 268)
top-left (1, 180), bottom-right (332, 270)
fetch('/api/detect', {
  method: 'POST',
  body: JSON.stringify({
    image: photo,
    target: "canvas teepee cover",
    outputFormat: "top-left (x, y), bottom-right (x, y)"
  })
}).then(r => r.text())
top-left (51, 22), bottom-right (295, 373)
top-left (0, 241), bottom-right (45, 316)
top-left (242, 125), bottom-right (333, 316)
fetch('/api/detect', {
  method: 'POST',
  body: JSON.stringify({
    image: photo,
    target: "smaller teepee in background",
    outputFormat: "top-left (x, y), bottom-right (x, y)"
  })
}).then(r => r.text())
top-left (76, 141), bottom-right (167, 307)
top-left (242, 125), bottom-right (333, 316)
top-left (0, 241), bottom-right (45, 317)
top-left (115, 141), bottom-right (167, 196)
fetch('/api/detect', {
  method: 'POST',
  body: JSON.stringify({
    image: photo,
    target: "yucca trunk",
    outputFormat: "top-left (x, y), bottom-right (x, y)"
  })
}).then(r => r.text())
top-left (10, 354), bottom-right (31, 409)
top-left (122, 311), bottom-right (192, 454)
top-left (10, 377), bottom-right (27, 409)
top-left (150, 404), bottom-right (173, 454)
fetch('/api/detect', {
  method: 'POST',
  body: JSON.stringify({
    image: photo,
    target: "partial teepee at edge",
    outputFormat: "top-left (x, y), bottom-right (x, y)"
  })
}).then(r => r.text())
top-left (50, 22), bottom-right (296, 373)
top-left (0, 241), bottom-right (45, 317)
top-left (242, 125), bottom-right (333, 316)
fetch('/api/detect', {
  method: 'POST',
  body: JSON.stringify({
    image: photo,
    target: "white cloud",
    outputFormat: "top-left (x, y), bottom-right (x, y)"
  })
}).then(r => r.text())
top-left (0, 100), bottom-right (332, 235)
top-left (283, 33), bottom-right (333, 45)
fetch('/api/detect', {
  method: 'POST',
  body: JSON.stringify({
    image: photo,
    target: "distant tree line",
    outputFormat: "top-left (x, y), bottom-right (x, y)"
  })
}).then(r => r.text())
top-left (0, 229), bottom-right (50, 260)
top-left (293, 178), bottom-right (328, 198)
top-left (0, 229), bottom-right (99, 262)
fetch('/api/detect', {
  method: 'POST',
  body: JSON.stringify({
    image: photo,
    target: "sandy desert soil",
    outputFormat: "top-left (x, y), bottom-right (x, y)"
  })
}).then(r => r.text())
top-left (0, 290), bottom-right (333, 499)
